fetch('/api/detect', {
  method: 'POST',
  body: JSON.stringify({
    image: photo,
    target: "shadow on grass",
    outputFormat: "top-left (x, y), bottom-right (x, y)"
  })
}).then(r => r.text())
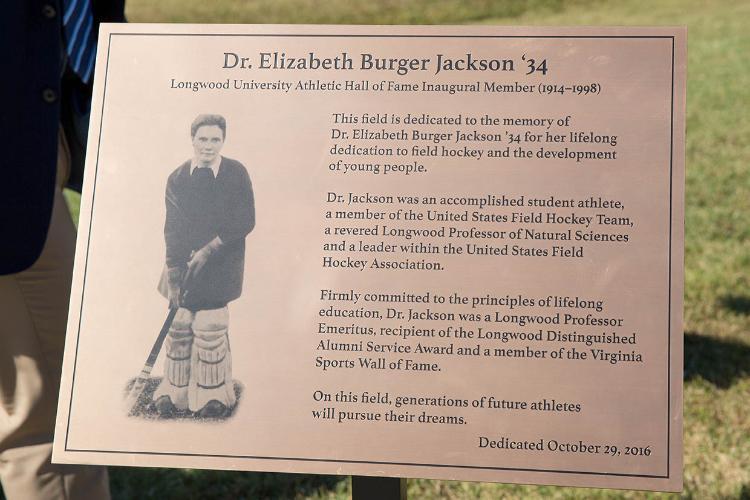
top-left (720, 294), bottom-right (750, 316)
top-left (684, 331), bottom-right (750, 389)
top-left (110, 468), bottom-right (346, 500)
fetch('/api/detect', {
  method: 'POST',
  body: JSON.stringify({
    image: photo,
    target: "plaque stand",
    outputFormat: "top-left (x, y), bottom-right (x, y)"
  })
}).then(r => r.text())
top-left (351, 476), bottom-right (407, 500)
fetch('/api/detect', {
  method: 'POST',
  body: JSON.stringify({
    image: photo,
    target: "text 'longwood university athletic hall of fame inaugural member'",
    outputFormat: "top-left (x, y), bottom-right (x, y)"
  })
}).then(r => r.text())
top-left (126, 114), bottom-right (255, 420)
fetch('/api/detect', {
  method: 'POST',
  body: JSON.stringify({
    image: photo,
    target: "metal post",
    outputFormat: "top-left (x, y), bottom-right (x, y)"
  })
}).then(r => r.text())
top-left (351, 476), bottom-right (407, 500)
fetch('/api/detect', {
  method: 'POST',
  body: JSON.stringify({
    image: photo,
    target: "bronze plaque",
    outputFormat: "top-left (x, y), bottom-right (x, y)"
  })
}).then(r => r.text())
top-left (53, 24), bottom-right (686, 491)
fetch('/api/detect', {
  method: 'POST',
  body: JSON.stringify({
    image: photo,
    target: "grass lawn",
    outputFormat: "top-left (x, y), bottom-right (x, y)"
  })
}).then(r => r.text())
top-left (58, 0), bottom-right (750, 498)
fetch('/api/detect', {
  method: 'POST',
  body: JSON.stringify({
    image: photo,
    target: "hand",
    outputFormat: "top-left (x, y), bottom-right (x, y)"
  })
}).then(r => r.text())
top-left (166, 266), bottom-right (184, 309)
top-left (184, 237), bottom-right (223, 286)
top-left (185, 247), bottom-right (210, 284)
top-left (167, 283), bottom-right (181, 309)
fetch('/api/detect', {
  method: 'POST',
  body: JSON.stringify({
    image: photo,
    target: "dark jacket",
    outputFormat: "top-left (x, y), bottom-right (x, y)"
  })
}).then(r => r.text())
top-left (0, 0), bottom-right (125, 274)
top-left (158, 157), bottom-right (256, 309)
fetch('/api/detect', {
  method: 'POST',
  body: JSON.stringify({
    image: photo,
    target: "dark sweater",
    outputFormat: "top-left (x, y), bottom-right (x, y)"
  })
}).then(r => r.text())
top-left (159, 156), bottom-right (255, 309)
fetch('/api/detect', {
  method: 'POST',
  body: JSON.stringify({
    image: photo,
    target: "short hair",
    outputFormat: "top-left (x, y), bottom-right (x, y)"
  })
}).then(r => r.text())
top-left (191, 114), bottom-right (226, 139)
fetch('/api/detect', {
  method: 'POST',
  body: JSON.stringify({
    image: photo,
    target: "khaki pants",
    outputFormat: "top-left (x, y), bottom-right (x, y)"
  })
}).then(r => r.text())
top-left (0, 132), bottom-right (110, 499)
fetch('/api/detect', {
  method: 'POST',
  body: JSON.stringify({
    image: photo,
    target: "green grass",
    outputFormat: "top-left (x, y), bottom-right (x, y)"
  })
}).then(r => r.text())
top-left (125, 0), bottom-right (590, 25)
top-left (63, 0), bottom-right (750, 498)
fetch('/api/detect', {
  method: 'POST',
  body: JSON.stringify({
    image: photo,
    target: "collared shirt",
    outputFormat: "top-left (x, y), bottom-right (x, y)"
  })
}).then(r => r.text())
top-left (190, 156), bottom-right (222, 177)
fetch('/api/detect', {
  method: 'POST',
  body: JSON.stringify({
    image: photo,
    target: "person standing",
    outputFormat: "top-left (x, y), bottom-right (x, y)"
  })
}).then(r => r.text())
top-left (0, 0), bottom-right (123, 498)
top-left (154, 114), bottom-right (255, 419)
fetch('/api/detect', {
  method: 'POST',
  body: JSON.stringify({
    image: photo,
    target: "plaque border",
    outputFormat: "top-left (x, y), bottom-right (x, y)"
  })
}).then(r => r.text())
top-left (63, 31), bottom-right (677, 481)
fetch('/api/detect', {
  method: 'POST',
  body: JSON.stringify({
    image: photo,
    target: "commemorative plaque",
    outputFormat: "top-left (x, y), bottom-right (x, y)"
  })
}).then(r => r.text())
top-left (53, 24), bottom-right (686, 491)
